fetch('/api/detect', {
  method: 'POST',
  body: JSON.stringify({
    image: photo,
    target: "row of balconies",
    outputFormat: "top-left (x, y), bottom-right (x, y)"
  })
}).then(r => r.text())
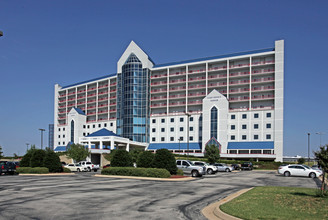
top-left (229, 105), bottom-right (274, 112)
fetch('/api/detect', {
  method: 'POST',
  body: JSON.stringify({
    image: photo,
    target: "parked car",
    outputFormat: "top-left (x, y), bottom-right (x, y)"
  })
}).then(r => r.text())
top-left (193, 161), bottom-right (218, 174)
top-left (78, 161), bottom-right (100, 172)
top-left (0, 161), bottom-right (17, 175)
top-left (64, 163), bottom-right (86, 172)
top-left (278, 164), bottom-right (322, 178)
top-left (103, 164), bottom-right (111, 169)
top-left (241, 162), bottom-right (253, 170)
top-left (176, 160), bottom-right (206, 177)
top-left (212, 163), bottom-right (234, 172)
top-left (311, 165), bottom-right (321, 170)
top-left (231, 164), bottom-right (240, 170)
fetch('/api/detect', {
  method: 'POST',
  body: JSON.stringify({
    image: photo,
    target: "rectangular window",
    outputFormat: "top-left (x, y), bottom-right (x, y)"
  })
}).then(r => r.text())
top-left (242, 135), bottom-right (247, 140)
top-left (161, 119), bottom-right (165, 123)
top-left (239, 150), bottom-right (249, 154)
top-left (98, 124), bottom-right (101, 128)
top-left (110, 123), bottom-right (113, 127)
top-left (63, 142), bottom-right (65, 145)
top-left (190, 136), bottom-right (193, 141)
top-left (63, 135), bottom-right (65, 138)
top-left (231, 135), bottom-right (235, 140)
top-left (170, 127), bottom-right (174, 132)
top-left (254, 135), bottom-right (259, 140)
top-left (242, 124), bottom-right (247, 129)
top-left (170, 118), bottom-right (174, 123)
top-left (58, 135), bottom-right (60, 138)
top-left (230, 150), bottom-right (237, 154)
top-left (87, 125), bottom-right (90, 129)
top-left (190, 117), bottom-right (193, 121)
top-left (231, 125), bottom-right (235, 130)
top-left (152, 119), bottom-right (156, 123)
top-left (180, 117), bottom-right (184, 122)
top-left (231, 115), bottom-right (235, 119)
top-left (266, 113), bottom-right (271, 118)
top-left (63, 128), bottom-right (65, 131)
top-left (251, 150), bottom-right (261, 154)
top-left (170, 137), bottom-right (174, 141)
top-left (263, 150), bottom-right (272, 154)
top-left (83, 125), bottom-right (86, 129)
top-left (152, 137), bottom-right (156, 142)
top-left (161, 128), bottom-right (165, 132)
top-left (58, 142), bottom-right (60, 145)
top-left (161, 137), bottom-right (165, 142)
top-left (266, 123), bottom-right (271, 129)
top-left (180, 127), bottom-right (183, 132)
top-left (242, 114), bottom-right (247, 119)
top-left (266, 134), bottom-right (271, 139)
top-left (179, 137), bottom-right (184, 141)
top-left (152, 128), bottom-right (156, 132)
top-left (58, 128), bottom-right (61, 131)
top-left (190, 127), bottom-right (193, 131)
top-left (93, 125), bottom-right (95, 128)
top-left (254, 124), bottom-right (259, 129)
top-left (254, 113), bottom-right (259, 118)
top-left (83, 133), bottom-right (86, 136)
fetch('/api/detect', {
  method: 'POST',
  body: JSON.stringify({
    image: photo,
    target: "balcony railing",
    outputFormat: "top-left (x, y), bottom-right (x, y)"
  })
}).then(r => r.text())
top-left (252, 68), bottom-right (275, 75)
top-left (208, 66), bottom-right (227, 72)
top-left (151, 74), bottom-right (168, 79)
top-left (67, 104), bottom-right (75, 107)
top-left (109, 109), bottom-right (116, 112)
top-left (188, 100), bottom-right (202, 105)
top-left (229, 63), bottom-right (249, 69)
top-left (87, 106), bottom-right (96, 110)
top-left (229, 107), bottom-right (249, 112)
top-left (188, 84), bottom-right (206, 89)
top-left (110, 89), bottom-right (117, 93)
top-left (252, 86), bottom-right (275, 91)
top-left (98, 91), bottom-right (108, 95)
top-left (86, 119), bottom-right (96, 123)
top-left (87, 100), bottom-right (96, 104)
top-left (110, 82), bottom-right (117, 86)
top-left (98, 84), bottom-right (108, 89)
top-left (98, 118), bottom-right (108, 121)
top-left (98, 110), bottom-right (108, 114)
top-left (87, 87), bottom-right (96, 91)
top-left (169, 79), bottom-right (186, 84)
top-left (229, 80), bottom-right (249, 85)
top-left (151, 103), bottom-right (167, 108)
top-left (188, 92), bottom-right (206, 97)
top-left (229, 71), bottom-right (250, 77)
top-left (151, 81), bottom-right (167, 86)
top-left (169, 71), bottom-right (186, 76)
top-left (59, 94), bottom-right (66, 97)
top-left (151, 88), bottom-right (167, 93)
top-left (251, 60), bottom-right (275, 66)
top-left (110, 95), bottom-right (117, 99)
top-left (208, 82), bottom-right (227, 87)
top-left (151, 96), bottom-right (167, 100)
top-left (67, 98), bottom-right (75, 101)
top-left (98, 104), bottom-right (108, 108)
top-left (252, 95), bottom-right (274, 100)
top-left (169, 101), bottom-right (186, 106)
top-left (58, 105), bottom-right (65, 109)
top-left (59, 100), bottom-right (66, 103)
top-left (67, 92), bottom-right (76, 96)
top-left (77, 90), bottom-right (86, 94)
top-left (251, 106), bottom-right (274, 110)
top-left (77, 96), bottom-right (86, 100)
top-left (169, 86), bottom-right (186, 91)
top-left (208, 74), bottom-right (227, 80)
top-left (87, 112), bottom-right (96, 116)
top-left (77, 102), bottom-right (86, 105)
top-left (229, 88), bottom-right (249, 94)
top-left (252, 78), bottom-right (274, 83)
top-left (229, 97), bottom-right (249, 102)
top-left (58, 116), bottom-right (66, 120)
top-left (99, 97), bottom-right (108, 101)
top-left (58, 111), bottom-right (66, 114)
top-left (189, 76), bottom-right (206, 82)
top-left (109, 117), bottom-right (116, 120)
top-left (188, 69), bottom-right (206, 74)
top-left (169, 94), bottom-right (185, 99)
top-left (109, 102), bottom-right (116, 106)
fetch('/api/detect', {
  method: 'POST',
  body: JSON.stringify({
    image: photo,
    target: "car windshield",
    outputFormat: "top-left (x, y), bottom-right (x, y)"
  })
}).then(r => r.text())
top-left (302, 165), bottom-right (311, 169)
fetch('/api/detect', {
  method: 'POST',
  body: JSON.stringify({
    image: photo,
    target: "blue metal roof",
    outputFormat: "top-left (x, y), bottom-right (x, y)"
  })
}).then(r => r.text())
top-left (86, 128), bottom-right (121, 137)
top-left (54, 146), bottom-right (66, 152)
top-left (72, 107), bottom-right (85, 115)
top-left (61, 73), bottom-right (117, 89)
top-left (148, 143), bottom-right (202, 150)
top-left (227, 141), bottom-right (274, 150)
top-left (153, 48), bottom-right (274, 68)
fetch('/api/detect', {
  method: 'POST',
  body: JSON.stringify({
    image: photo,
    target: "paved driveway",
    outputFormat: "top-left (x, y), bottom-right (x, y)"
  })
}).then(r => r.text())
top-left (0, 171), bottom-right (320, 220)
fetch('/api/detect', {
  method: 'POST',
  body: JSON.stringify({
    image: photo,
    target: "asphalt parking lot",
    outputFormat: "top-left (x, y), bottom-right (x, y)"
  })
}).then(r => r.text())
top-left (0, 170), bottom-right (320, 220)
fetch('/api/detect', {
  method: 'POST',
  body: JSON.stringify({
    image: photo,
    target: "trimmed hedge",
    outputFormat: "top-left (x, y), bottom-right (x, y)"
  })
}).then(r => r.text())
top-left (16, 167), bottom-right (49, 174)
top-left (101, 167), bottom-right (171, 178)
top-left (177, 169), bottom-right (184, 176)
top-left (63, 167), bottom-right (72, 173)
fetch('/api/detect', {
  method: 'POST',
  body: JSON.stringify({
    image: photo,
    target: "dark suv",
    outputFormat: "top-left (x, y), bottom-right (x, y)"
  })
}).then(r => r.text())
top-left (241, 162), bottom-right (253, 170)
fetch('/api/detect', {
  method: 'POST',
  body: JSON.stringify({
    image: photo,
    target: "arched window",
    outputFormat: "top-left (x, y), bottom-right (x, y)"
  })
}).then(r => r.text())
top-left (210, 107), bottom-right (218, 139)
top-left (71, 120), bottom-right (74, 143)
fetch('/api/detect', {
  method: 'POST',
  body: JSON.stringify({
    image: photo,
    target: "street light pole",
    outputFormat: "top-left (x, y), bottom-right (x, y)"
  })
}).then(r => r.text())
top-left (307, 133), bottom-right (310, 165)
top-left (26, 143), bottom-right (29, 152)
top-left (185, 113), bottom-right (191, 161)
top-left (39, 129), bottom-right (45, 149)
top-left (316, 132), bottom-right (325, 147)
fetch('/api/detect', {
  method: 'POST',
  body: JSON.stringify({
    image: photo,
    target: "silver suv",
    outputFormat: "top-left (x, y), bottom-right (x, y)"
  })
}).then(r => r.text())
top-left (193, 161), bottom-right (218, 174)
top-left (176, 160), bottom-right (206, 177)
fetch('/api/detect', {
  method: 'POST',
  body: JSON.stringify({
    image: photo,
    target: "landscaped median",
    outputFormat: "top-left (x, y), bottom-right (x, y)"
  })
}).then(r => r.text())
top-left (97, 167), bottom-right (193, 181)
top-left (217, 186), bottom-right (328, 219)
top-left (16, 167), bottom-right (74, 175)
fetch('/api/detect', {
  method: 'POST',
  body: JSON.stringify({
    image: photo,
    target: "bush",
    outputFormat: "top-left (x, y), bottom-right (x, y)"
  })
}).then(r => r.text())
top-left (137, 151), bottom-right (154, 168)
top-left (129, 149), bottom-right (143, 164)
top-left (177, 169), bottom-right (184, 176)
top-left (152, 149), bottom-right (177, 175)
top-left (63, 167), bottom-right (71, 173)
top-left (44, 149), bottom-right (62, 172)
top-left (20, 147), bottom-right (38, 167)
top-left (16, 167), bottom-right (49, 174)
top-left (298, 158), bottom-right (306, 164)
top-left (111, 149), bottom-right (133, 167)
top-left (101, 167), bottom-right (170, 178)
top-left (30, 149), bottom-right (46, 167)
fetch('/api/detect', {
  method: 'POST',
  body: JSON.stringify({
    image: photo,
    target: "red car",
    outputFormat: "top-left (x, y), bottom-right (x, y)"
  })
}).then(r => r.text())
top-left (103, 164), bottom-right (111, 169)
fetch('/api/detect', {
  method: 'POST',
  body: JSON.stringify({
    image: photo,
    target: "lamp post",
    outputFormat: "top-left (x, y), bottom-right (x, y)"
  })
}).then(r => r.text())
top-left (0, 31), bottom-right (3, 37)
top-left (39, 128), bottom-right (45, 149)
top-left (316, 132), bottom-right (325, 147)
top-left (26, 143), bottom-right (29, 152)
top-left (185, 112), bottom-right (191, 160)
top-left (307, 133), bottom-right (310, 165)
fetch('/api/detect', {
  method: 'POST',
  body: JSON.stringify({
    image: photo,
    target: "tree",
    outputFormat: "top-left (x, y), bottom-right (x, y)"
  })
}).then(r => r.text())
top-left (204, 144), bottom-right (220, 164)
top-left (44, 148), bottom-right (62, 172)
top-left (152, 149), bottom-right (177, 175)
top-left (66, 144), bottom-right (90, 162)
top-left (129, 149), bottom-right (142, 164)
top-left (314, 144), bottom-right (328, 195)
top-left (111, 149), bottom-right (133, 167)
top-left (137, 151), bottom-right (154, 168)
top-left (297, 157), bottom-right (305, 164)
top-left (0, 145), bottom-right (3, 160)
top-left (30, 149), bottom-right (46, 167)
top-left (20, 145), bottom-right (37, 167)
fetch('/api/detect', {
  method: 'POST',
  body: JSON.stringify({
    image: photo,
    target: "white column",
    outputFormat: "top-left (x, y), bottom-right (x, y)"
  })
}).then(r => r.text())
top-left (88, 141), bottom-right (91, 150)
top-left (126, 142), bottom-right (130, 152)
top-left (99, 140), bottom-right (103, 149)
top-left (110, 137), bottom-right (115, 150)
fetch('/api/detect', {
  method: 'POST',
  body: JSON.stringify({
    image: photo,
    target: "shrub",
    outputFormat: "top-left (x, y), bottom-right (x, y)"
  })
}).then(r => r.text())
top-left (177, 169), bottom-right (184, 176)
top-left (101, 167), bottom-right (170, 178)
top-left (17, 167), bottom-right (49, 174)
top-left (137, 151), bottom-right (154, 168)
top-left (298, 157), bottom-right (306, 164)
top-left (152, 149), bottom-right (177, 175)
top-left (44, 149), bottom-right (62, 172)
top-left (129, 149), bottom-right (143, 164)
top-left (111, 149), bottom-right (133, 167)
top-left (30, 149), bottom-right (46, 167)
top-left (20, 146), bottom-right (38, 167)
top-left (63, 167), bottom-right (71, 173)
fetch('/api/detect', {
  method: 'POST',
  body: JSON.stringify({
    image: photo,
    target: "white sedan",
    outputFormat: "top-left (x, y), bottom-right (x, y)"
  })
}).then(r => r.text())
top-left (65, 163), bottom-right (86, 172)
top-left (278, 164), bottom-right (322, 178)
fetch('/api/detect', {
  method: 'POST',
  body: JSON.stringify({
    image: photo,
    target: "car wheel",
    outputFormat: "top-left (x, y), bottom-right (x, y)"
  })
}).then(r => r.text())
top-left (207, 169), bottom-right (213, 175)
top-left (284, 171), bottom-right (291, 177)
top-left (88, 167), bottom-right (91, 172)
top-left (225, 168), bottom-right (230, 172)
top-left (191, 170), bottom-right (199, 177)
top-left (309, 172), bottom-right (316, 178)
top-left (94, 169), bottom-right (97, 172)
top-left (77, 168), bottom-right (80, 172)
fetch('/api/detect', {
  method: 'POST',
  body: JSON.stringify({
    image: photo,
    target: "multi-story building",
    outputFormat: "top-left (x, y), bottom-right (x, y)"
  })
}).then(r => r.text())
top-left (48, 124), bottom-right (54, 150)
top-left (54, 40), bottom-right (284, 162)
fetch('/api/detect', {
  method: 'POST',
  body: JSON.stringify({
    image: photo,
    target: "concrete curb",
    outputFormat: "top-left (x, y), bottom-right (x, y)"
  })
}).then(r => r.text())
top-left (94, 174), bottom-right (194, 181)
top-left (202, 187), bottom-right (254, 220)
top-left (19, 173), bottom-right (75, 176)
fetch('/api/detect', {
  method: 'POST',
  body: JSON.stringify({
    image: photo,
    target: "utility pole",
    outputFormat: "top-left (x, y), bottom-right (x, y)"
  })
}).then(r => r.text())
top-left (39, 129), bottom-right (45, 149)
top-left (307, 133), bottom-right (310, 165)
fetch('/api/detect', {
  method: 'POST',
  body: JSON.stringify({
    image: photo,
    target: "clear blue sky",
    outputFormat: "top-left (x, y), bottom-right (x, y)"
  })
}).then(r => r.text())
top-left (0, 0), bottom-right (327, 157)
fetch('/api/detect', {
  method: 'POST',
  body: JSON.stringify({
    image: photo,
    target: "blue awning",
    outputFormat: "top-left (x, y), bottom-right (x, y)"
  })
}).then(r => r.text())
top-left (54, 146), bottom-right (66, 152)
top-left (227, 141), bottom-right (274, 150)
top-left (148, 143), bottom-right (202, 150)
top-left (86, 128), bottom-right (120, 137)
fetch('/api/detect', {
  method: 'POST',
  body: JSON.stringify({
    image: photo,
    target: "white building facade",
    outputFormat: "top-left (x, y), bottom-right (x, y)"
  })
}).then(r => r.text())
top-left (54, 40), bottom-right (284, 162)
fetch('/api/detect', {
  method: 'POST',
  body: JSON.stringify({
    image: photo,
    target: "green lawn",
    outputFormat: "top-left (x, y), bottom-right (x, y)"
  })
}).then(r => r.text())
top-left (220, 186), bottom-right (328, 220)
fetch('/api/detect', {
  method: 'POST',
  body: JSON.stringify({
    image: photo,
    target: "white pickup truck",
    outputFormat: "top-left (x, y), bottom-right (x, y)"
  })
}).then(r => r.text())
top-left (78, 161), bottom-right (100, 172)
